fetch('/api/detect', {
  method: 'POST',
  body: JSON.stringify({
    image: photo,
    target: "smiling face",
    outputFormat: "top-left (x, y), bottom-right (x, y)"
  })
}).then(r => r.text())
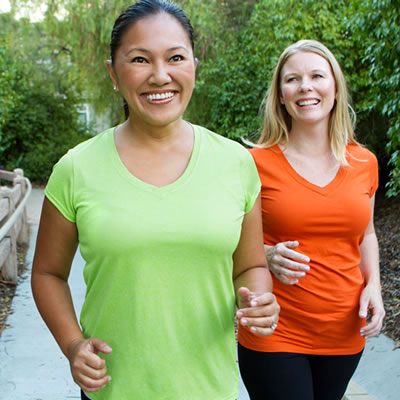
top-left (107, 12), bottom-right (196, 129)
top-left (279, 51), bottom-right (336, 129)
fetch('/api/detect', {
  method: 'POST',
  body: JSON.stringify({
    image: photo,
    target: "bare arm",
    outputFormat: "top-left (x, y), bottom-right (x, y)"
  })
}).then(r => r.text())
top-left (358, 194), bottom-right (385, 338)
top-left (31, 198), bottom-right (112, 392)
top-left (233, 195), bottom-right (280, 335)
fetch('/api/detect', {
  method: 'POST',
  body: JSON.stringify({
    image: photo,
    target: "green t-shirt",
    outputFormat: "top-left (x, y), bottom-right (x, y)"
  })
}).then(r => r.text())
top-left (45, 124), bottom-right (260, 400)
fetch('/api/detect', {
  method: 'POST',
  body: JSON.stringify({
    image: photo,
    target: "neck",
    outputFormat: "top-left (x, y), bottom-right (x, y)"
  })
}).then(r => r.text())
top-left (287, 120), bottom-right (331, 156)
top-left (119, 118), bottom-right (191, 148)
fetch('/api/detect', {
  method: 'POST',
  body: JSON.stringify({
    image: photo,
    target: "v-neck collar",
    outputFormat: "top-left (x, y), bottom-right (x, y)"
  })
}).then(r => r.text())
top-left (109, 124), bottom-right (200, 195)
top-left (272, 144), bottom-right (347, 196)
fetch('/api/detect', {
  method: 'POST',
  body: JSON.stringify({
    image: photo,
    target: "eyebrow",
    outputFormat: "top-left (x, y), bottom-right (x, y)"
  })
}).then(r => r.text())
top-left (124, 46), bottom-right (190, 56)
top-left (282, 69), bottom-right (328, 77)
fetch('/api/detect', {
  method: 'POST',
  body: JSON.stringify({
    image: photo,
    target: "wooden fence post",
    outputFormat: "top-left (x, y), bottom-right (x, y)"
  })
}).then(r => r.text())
top-left (0, 187), bottom-right (18, 282)
top-left (13, 169), bottom-right (29, 245)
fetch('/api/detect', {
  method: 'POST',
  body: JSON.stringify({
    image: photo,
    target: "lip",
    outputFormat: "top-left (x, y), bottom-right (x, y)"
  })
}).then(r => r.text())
top-left (296, 98), bottom-right (320, 107)
top-left (141, 90), bottom-right (178, 104)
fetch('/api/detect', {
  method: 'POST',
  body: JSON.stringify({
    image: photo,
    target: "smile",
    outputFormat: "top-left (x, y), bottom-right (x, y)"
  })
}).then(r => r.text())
top-left (297, 99), bottom-right (319, 107)
top-left (145, 92), bottom-right (175, 101)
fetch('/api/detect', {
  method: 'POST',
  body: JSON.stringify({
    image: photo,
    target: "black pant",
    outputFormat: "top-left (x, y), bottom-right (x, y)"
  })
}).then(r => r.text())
top-left (238, 343), bottom-right (363, 400)
top-left (81, 391), bottom-right (92, 400)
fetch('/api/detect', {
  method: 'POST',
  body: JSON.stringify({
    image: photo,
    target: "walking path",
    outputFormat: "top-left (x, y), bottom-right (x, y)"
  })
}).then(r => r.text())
top-left (0, 188), bottom-right (399, 399)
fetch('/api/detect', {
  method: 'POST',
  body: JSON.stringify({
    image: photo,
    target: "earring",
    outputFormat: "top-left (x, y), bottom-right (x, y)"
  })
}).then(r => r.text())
top-left (113, 86), bottom-right (117, 91)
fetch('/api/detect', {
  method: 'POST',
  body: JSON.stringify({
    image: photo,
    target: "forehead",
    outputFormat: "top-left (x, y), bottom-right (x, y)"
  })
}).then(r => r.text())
top-left (282, 51), bottom-right (332, 74)
top-left (118, 12), bottom-right (192, 52)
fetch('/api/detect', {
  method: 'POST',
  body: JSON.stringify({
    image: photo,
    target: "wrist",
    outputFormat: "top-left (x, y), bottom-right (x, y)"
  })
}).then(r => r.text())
top-left (65, 337), bottom-right (85, 361)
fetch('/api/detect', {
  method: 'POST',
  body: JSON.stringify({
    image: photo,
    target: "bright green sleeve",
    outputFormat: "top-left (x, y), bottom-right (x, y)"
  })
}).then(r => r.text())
top-left (241, 149), bottom-right (261, 213)
top-left (44, 150), bottom-right (76, 222)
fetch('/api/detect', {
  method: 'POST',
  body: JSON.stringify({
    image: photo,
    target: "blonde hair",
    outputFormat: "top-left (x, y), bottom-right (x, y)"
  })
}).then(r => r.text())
top-left (257, 40), bottom-right (358, 165)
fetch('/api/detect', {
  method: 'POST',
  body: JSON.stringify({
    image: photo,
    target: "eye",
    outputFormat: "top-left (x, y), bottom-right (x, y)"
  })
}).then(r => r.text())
top-left (286, 77), bottom-right (296, 83)
top-left (170, 54), bottom-right (184, 62)
top-left (313, 73), bottom-right (323, 79)
top-left (131, 56), bottom-right (147, 63)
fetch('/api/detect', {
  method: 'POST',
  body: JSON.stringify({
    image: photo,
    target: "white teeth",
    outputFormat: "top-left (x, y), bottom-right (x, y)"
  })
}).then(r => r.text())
top-left (298, 99), bottom-right (319, 106)
top-left (146, 92), bottom-right (174, 101)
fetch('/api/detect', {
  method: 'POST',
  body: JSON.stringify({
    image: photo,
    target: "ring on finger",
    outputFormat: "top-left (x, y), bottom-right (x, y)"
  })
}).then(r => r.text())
top-left (271, 321), bottom-right (278, 331)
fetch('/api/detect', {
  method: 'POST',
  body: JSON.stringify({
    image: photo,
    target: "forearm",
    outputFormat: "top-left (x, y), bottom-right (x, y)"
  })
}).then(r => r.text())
top-left (234, 266), bottom-right (272, 304)
top-left (359, 231), bottom-right (381, 288)
top-left (31, 271), bottom-right (84, 358)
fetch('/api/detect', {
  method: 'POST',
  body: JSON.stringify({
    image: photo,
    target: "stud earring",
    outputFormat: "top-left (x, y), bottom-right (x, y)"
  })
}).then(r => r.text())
top-left (113, 86), bottom-right (117, 91)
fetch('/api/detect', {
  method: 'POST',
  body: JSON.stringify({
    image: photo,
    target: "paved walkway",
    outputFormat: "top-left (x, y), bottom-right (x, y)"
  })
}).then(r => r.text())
top-left (0, 188), bottom-right (399, 399)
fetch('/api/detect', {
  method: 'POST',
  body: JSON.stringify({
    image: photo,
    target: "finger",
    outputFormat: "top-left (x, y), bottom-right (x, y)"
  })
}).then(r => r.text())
top-left (89, 338), bottom-right (113, 355)
top-left (358, 298), bottom-right (369, 319)
top-left (270, 256), bottom-right (309, 274)
top-left (278, 242), bottom-right (310, 263)
top-left (276, 265), bottom-right (307, 278)
top-left (283, 240), bottom-right (299, 249)
top-left (80, 362), bottom-right (108, 380)
top-left (239, 316), bottom-right (272, 329)
top-left (360, 311), bottom-right (384, 338)
top-left (237, 287), bottom-right (256, 308)
top-left (361, 322), bottom-right (381, 338)
top-left (248, 292), bottom-right (275, 307)
top-left (275, 273), bottom-right (298, 285)
top-left (237, 303), bottom-right (276, 318)
top-left (78, 375), bottom-right (112, 393)
top-left (270, 267), bottom-right (300, 284)
top-left (242, 317), bottom-right (278, 336)
top-left (84, 352), bottom-right (107, 370)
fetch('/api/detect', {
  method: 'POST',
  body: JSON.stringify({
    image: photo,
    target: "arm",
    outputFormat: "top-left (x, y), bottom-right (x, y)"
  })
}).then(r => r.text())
top-left (31, 198), bottom-right (112, 392)
top-left (265, 241), bottom-right (310, 285)
top-left (233, 195), bottom-right (280, 335)
top-left (358, 194), bottom-right (385, 338)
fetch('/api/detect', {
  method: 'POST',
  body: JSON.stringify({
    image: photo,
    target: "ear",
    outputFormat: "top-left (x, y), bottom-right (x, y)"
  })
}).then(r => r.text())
top-left (106, 60), bottom-right (118, 90)
top-left (194, 57), bottom-right (199, 71)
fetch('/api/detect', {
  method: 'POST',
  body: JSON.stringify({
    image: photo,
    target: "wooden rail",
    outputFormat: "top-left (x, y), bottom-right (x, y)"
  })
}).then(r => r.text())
top-left (0, 169), bottom-right (31, 282)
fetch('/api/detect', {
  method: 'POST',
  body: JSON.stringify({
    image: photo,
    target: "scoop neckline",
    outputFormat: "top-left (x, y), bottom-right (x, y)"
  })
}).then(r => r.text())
top-left (108, 123), bottom-right (200, 194)
top-left (271, 144), bottom-right (347, 195)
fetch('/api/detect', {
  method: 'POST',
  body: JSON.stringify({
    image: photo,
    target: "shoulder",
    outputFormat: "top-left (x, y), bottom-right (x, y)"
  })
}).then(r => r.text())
top-left (249, 145), bottom-right (280, 166)
top-left (51, 128), bottom-right (113, 175)
top-left (346, 144), bottom-right (378, 167)
top-left (65, 128), bottom-right (113, 160)
top-left (193, 124), bottom-right (251, 161)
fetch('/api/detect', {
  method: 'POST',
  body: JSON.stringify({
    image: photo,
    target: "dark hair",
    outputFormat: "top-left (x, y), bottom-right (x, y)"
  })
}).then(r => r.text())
top-left (110, 0), bottom-right (195, 64)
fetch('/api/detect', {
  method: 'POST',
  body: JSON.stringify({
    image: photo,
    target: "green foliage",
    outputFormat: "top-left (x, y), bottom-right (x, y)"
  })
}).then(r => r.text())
top-left (0, 35), bottom-right (22, 144)
top-left (187, 0), bottom-right (352, 140)
top-left (347, 0), bottom-right (400, 196)
top-left (0, 14), bottom-right (92, 182)
top-left (6, 0), bottom-right (400, 196)
top-left (2, 86), bottom-right (89, 182)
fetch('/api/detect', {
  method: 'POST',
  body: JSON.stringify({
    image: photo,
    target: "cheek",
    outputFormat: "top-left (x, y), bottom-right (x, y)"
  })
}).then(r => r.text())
top-left (280, 87), bottom-right (294, 105)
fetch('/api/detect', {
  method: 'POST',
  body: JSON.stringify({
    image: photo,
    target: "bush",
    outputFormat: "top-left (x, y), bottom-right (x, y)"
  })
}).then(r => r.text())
top-left (2, 87), bottom-right (91, 182)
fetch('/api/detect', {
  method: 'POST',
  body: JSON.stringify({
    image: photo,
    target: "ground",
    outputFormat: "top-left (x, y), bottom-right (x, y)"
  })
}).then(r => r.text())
top-left (0, 243), bottom-right (28, 335)
top-left (0, 196), bottom-right (399, 344)
top-left (374, 194), bottom-right (400, 347)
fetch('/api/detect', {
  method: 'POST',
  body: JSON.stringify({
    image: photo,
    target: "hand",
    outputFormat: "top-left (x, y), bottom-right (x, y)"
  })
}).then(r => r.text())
top-left (266, 241), bottom-right (310, 285)
top-left (67, 338), bottom-right (113, 393)
top-left (359, 284), bottom-right (385, 338)
top-left (236, 287), bottom-right (280, 336)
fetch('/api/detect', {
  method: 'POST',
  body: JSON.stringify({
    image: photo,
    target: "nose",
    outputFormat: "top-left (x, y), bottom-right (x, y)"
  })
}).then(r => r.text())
top-left (148, 61), bottom-right (172, 86)
top-left (299, 78), bottom-right (312, 92)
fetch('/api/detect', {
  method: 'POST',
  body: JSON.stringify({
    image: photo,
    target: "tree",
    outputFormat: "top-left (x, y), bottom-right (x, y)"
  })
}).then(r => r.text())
top-left (0, 12), bottom-right (91, 182)
top-left (347, 0), bottom-right (400, 196)
top-left (187, 0), bottom-right (353, 139)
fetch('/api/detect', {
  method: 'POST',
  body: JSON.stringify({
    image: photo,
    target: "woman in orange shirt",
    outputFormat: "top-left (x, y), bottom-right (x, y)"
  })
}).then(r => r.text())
top-left (237, 40), bottom-right (385, 400)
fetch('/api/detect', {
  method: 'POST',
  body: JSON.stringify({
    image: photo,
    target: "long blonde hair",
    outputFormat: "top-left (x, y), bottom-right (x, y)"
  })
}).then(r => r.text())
top-left (258, 40), bottom-right (357, 165)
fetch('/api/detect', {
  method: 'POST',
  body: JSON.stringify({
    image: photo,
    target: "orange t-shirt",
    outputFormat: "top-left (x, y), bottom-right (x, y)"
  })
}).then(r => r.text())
top-left (238, 144), bottom-right (378, 355)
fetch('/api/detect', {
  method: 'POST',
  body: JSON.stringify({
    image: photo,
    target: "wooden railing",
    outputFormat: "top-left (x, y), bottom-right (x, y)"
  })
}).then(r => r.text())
top-left (0, 169), bottom-right (31, 282)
